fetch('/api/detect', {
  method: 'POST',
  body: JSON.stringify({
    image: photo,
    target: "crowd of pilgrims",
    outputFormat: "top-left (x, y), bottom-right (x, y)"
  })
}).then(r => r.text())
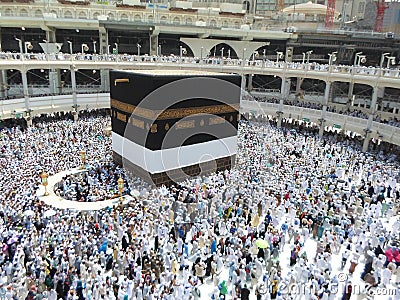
top-left (0, 109), bottom-right (399, 300)
top-left (54, 164), bottom-right (130, 202)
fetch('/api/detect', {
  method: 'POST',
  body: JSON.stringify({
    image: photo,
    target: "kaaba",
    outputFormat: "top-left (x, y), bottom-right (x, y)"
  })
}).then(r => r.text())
top-left (110, 70), bottom-right (241, 186)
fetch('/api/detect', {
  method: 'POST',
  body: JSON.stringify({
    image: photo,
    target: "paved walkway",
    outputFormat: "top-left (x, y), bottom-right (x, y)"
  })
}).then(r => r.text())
top-left (37, 167), bottom-right (133, 211)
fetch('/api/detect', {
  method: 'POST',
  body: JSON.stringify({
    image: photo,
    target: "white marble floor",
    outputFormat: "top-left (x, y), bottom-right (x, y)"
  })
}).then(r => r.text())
top-left (37, 167), bottom-right (133, 210)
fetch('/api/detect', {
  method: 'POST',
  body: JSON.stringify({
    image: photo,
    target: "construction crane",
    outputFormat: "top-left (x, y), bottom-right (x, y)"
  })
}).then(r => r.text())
top-left (374, 0), bottom-right (389, 32)
top-left (276, 0), bottom-right (285, 11)
top-left (325, 0), bottom-right (336, 30)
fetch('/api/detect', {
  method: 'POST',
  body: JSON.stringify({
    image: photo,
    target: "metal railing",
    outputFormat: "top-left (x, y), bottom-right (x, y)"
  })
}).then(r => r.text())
top-left (242, 100), bottom-right (400, 141)
top-left (1, 52), bottom-right (399, 77)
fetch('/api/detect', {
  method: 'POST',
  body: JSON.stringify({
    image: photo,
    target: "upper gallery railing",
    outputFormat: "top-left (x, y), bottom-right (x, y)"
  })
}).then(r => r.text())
top-left (0, 52), bottom-right (399, 81)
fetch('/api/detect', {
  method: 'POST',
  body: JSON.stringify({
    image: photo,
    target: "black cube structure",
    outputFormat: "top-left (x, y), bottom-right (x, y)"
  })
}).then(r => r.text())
top-left (110, 70), bottom-right (241, 186)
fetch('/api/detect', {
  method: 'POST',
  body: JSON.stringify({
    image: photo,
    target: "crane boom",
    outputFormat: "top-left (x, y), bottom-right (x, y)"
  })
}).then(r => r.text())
top-left (325, 0), bottom-right (336, 30)
top-left (374, 0), bottom-right (388, 32)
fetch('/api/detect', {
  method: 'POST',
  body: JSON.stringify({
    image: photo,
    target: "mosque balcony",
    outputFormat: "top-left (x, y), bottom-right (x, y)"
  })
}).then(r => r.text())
top-left (241, 99), bottom-right (400, 146)
top-left (0, 92), bottom-right (110, 119)
top-left (0, 55), bottom-right (400, 89)
top-left (0, 54), bottom-right (398, 144)
top-left (0, 90), bottom-right (398, 146)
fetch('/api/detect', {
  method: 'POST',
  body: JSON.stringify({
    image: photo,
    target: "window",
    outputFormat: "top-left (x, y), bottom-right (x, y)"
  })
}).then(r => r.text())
top-left (20, 9), bottom-right (28, 17)
top-left (78, 12), bottom-right (87, 19)
top-left (35, 10), bottom-right (42, 18)
top-left (64, 11), bottom-right (73, 19)
top-left (4, 8), bottom-right (13, 16)
top-left (358, 2), bottom-right (365, 14)
top-left (173, 17), bottom-right (180, 25)
top-left (160, 16), bottom-right (167, 24)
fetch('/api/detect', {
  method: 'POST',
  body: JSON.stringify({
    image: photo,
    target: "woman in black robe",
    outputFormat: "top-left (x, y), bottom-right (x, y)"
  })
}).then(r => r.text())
top-left (154, 235), bottom-right (159, 252)
top-left (106, 253), bottom-right (113, 271)
top-left (122, 235), bottom-right (129, 251)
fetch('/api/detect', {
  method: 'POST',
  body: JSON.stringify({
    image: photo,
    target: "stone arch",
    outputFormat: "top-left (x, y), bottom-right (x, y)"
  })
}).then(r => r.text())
top-left (93, 12), bottom-right (100, 19)
top-left (179, 37), bottom-right (268, 60)
top-left (209, 43), bottom-right (238, 58)
top-left (148, 14), bottom-right (154, 22)
top-left (178, 41), bottom-right (194, 57)
top-left (78, 11), bottom-right (87, 19)
top-left (186, 17), bottom-right (193, 25)
top-left (34, 9), bottom-right (42, 18)
top-left (64, 10), bottom-right (73, 19)
top-left (254, 45), bottom-right (269, 59)
top-left (50, 10), bottom-right (57, 16)
top-left (160, 15), bottom-right (168, 24)
top-left (20, 8), bottom-right (29, 17)
top-left (4, 8), bottom-right (13, 17)
top-left (234, 21), bottom-right (240, 28)
top-left (173, 17), bottom-right (180, 25)
top-left (210, 19), bottom-right (217, 27)
top-left (243, 0), bottom-right (251, 13)
top-left (121, 13), bottom-right (129, 21)
top-left (134, 14), bottom-right (141, 22)
top-left (108, 13), bottom-right (115, 20)
top-left (198, 18), bottom-right (205, 22)
top-left (222, 20), bottom-right (228, 27)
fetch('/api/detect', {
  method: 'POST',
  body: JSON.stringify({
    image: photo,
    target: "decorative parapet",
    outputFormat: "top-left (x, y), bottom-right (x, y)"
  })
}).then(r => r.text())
top-left (0, 1), bottom-right (248, 28)
top-left (169, 7), bottom-right (198, 13)
top-left (116, 4), bottom-right (146, 10)
top-left (57, 0), bottom-right (90, 5)
top-left (219, 11), bottom-right (245, 17)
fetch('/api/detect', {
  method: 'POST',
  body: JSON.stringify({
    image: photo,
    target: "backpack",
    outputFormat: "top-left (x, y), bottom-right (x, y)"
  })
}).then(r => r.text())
top-left (45, 276), bottom-right (53, 288)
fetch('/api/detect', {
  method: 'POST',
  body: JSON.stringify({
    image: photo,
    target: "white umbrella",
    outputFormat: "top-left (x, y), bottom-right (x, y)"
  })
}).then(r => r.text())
top-left (44, 209), bottom-right (56, 218)
top-left (23, 210), bottom-right (35, 217)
